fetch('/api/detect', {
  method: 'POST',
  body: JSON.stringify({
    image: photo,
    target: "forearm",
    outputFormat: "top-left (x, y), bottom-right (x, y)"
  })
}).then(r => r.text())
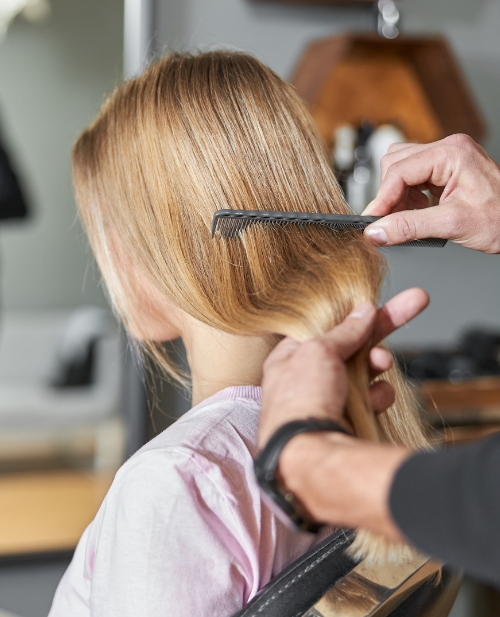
top-left (279, 433), bottom-right (410, 541)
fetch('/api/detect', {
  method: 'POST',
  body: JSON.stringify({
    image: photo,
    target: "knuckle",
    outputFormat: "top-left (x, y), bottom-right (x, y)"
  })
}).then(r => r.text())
top-left (395, 215), bottom-right (418, 241)
top-left (451, 133), bottom-right (475, 151)
top-left (380, 154), bottom-right (395, 176)
top-left (384, 160), bottom-right (404, 183)
top-left (379, 155), bottom-right (390, 176)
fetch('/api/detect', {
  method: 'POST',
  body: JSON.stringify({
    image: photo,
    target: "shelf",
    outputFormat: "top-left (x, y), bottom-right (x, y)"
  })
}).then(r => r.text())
top-left (420, 376), bottom-right (500, 445)
top-left (291, 33), bottom-right (486, 147)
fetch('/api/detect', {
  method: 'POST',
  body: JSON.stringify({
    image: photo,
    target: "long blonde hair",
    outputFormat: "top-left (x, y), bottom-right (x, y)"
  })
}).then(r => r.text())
top-left (73, 51), bottom-right (428, 562)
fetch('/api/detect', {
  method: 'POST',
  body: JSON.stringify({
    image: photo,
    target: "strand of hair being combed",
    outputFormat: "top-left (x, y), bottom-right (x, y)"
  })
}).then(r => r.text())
top-left (345, 350), bottom-right (428, 564)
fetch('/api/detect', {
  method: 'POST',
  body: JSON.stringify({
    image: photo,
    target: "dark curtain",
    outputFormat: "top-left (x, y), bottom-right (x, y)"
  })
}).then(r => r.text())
top-left (0, 136), bottom-right (29, 221)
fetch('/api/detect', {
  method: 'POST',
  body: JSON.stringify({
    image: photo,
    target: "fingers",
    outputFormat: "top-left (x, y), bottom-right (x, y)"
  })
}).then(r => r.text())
top-left (266, 290), bottom-right (427, 375)
top-left (380, 142), bottom-right (437, 183)
top-left (363, 146), bottom-right (454, 216)
top-left (265, 289), bottom-right (427, 414)
top-left (373, 288), bottom-right (430, 344)
top-left (364, 203), bottom-right (464, 246)
top-left (369, 380), bottom-right (395, 413)
top-left (386, 142), bottom-right (426, 155)
top-left (394, 187), bottom-right (430, 212)
top-left (321, 303), bottom-right (377, 361)
top-left (369, 346), bottom-right (393, 379)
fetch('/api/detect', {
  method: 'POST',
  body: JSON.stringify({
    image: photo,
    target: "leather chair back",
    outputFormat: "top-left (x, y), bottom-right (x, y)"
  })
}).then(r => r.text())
top-left (233, 530), bottom-right (461, 617)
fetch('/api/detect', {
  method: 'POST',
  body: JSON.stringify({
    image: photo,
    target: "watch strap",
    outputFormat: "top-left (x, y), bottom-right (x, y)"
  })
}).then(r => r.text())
top-left (254, 418), bottom-right (352, 532)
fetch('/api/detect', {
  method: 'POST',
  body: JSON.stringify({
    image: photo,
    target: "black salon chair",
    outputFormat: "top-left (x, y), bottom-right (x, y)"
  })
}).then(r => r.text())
top-left (233, 529), bottom-right (461, 617)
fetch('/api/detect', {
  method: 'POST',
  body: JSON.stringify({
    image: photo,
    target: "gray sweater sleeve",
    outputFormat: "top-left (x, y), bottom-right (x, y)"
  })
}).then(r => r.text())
top-left (389, 433), bottom-right (500, 588)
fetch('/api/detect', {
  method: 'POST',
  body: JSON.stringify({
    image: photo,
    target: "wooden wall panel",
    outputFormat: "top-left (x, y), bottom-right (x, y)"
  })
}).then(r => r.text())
top-left (291, 34), bottom-right (486, 146)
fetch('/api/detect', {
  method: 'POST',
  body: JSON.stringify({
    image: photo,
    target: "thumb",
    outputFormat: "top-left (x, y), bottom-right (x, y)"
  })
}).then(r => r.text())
top-left (364, 204), bottom-right (463, 246)
top-left (322, 302), bottom-right (377, 361)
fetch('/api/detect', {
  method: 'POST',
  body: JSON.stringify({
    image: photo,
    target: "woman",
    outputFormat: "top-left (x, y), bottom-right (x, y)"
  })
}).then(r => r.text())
top-left (49, 51), bottom-right (428, 616)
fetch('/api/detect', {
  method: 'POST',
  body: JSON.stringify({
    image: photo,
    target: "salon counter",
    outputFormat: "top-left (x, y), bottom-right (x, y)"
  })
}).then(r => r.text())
top-left (0, 470), bottom-right (113, 557)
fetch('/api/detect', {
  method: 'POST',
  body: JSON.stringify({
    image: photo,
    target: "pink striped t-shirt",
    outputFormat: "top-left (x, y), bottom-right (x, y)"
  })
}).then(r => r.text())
top-left (48, 386), bottom-right (323, 617)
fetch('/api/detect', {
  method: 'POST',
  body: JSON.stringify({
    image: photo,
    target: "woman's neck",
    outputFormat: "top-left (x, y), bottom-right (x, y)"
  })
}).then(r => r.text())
top-left (125, 272), bottom-right (272, 404)
top-left (180, 318), bottom-right (274, 406)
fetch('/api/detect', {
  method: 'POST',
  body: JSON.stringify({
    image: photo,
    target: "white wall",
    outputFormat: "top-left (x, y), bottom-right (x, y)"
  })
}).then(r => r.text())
top-left (156, 0), bottom-right (373, 77)
top-left (156, 0), bottom-right (500, 348)
top-left (0, 0), bottom-right (123, 311)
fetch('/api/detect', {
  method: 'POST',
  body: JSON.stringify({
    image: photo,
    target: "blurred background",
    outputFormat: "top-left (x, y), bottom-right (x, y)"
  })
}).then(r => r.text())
top-left (0, 0), bottom-right (499, 616)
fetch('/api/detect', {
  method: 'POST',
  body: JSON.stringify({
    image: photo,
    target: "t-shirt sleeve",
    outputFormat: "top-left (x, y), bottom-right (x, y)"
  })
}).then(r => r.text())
top-left (389, 433), bottom-right (500, 587)
top-left (51, 449), bottom-right (255, 617)
top-left (48, 525), bottom-right (92, 617)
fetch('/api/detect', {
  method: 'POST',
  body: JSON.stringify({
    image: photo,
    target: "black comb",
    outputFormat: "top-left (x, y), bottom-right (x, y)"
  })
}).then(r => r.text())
top-left (211, 210), bottom-right (447, 248)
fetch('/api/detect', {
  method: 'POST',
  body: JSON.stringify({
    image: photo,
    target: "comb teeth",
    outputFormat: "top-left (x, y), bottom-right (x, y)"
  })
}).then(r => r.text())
top-left (398, 238), bottom-right (447, 248)
top-left (211, 209), bottom-right (447, 248)
top-left (217, 216), bottom-right (253, 239)
top-left (212, 209), bottom-right (373, 239)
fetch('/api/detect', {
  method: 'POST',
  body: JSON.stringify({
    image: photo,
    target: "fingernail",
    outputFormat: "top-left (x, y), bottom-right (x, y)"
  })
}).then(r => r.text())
top-left (364, 226), bottom-right (388, 245)
top-left (349, 302), bottom-right (373, 318)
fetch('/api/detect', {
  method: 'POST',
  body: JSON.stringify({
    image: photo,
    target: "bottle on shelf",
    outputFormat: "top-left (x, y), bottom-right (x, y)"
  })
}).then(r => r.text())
top-left (367, 123), bottom-right (405, 196)
top-left (346, 121), bottom-right (374, 214)
top-left (332, 124), bottom-right (356, 197)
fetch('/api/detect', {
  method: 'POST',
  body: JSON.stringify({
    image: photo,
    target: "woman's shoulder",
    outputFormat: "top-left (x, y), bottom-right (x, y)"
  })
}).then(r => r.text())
top-left (79, 391), bottom-right (266, 588)
top-left (57, 387), bottom-right (312, 614)
top-left (58, 394), bottom-right (267, 617)
top-left (138, 385), bottom-right (262, 464)
top-left (102, 387), bottom-right (262, 518)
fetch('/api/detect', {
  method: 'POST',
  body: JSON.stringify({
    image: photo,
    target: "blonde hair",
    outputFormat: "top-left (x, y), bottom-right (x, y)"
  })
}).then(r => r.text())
top-left (73, 51), bottom-right (429, 562)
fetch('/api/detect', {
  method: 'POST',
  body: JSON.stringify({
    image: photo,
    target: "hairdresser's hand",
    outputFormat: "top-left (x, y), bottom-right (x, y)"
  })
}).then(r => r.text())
top-left (363, 134), bottom-right (500, 253)
top-left (259, 287), bottom-right (429, 446)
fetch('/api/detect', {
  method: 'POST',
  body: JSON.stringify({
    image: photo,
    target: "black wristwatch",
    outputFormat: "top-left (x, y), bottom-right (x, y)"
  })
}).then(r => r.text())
top-left (254, 418), bottom-right (351, 533)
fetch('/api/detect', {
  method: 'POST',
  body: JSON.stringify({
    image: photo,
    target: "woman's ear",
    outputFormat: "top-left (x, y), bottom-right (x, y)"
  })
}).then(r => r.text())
top-left (126, 267), bottom-right (183, 342)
